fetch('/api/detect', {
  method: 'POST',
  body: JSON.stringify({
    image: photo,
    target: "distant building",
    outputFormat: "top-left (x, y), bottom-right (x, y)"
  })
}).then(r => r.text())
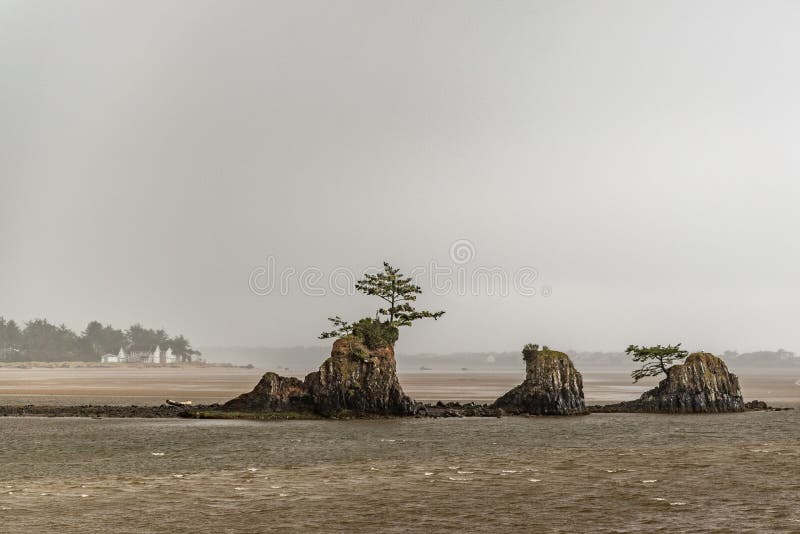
top-left (104, 345), bottom-right (181, 364)
top-left (127, 345), bottom-right (163, 364)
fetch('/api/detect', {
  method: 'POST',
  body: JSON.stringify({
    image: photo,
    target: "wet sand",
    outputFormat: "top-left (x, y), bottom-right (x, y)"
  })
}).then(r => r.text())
top-left (0, 367), bottom-right (797, 407)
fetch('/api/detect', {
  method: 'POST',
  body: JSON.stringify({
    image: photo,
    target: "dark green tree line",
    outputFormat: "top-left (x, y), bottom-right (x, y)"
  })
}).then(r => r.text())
top-left (0, 317), bottom-right (200, 362)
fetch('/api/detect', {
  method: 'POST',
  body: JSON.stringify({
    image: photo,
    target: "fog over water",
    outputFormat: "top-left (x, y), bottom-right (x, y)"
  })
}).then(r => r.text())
top-left (3, 1), bottom-right (800, 354)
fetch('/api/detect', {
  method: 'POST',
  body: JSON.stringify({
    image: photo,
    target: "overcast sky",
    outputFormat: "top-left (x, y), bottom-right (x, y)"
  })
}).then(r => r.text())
top-left (2, 1), bottom-right (800, 355)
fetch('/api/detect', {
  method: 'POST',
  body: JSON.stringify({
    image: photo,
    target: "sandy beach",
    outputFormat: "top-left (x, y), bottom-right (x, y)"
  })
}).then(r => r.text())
top-left (1, 366), bottom-right (797, 407)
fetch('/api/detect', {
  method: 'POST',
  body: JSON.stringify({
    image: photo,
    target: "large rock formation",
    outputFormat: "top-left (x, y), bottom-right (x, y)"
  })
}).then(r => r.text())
top-left (493, 345), bottom-right (587, 415)
top-left (592, 352), bottom-right (745, 413)
top-left (222, 320), bottom-right (414, 417)
top-left (305, 336), bottom-right (414, 416)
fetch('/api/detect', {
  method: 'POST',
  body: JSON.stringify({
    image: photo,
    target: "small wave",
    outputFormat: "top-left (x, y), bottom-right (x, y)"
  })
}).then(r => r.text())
top-left (172, 474), bottom-right (184, 478)
top-left (234, 487), bottom-right (245, 491)
top-left (652, 498), bottom-right (666, 501)
top-left (448, 466), bottom-right (459, 470)
top-left (501, 470), bottom-right (518, 474)
top-left (750, 449), bottom-right (770, 453)
top-left (247, 468), bottom-right (258, 472)
top-left (424, 472), bottom-right (434, 476)
top-left (80, 494), bottom-right (89, 498)
top-left (380, 439), bottom-right (396, 442)
top-left (670, 502), bottom-right (687, 506)
top-left (456, 471), bottom-right (473, 474)
top-left (528, 479), bottom-right (541, 483)
top-left (642, 480), bottom-right (657, 484)
top-left (447, 477), bottom-right (472, 482)
top-left (279, 493), bottom-right (289, 497)
top-left (270, 485), bottom-right (281, 489)
top-left (369, 467), bottom-right (379, 471)
top-left (151, 452), bottom-right (165, 456)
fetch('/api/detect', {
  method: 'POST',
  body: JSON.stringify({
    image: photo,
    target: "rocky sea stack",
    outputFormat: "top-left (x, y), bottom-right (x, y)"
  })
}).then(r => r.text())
top-left (304, 335), bottom-right (414, 416)
top-left (493, 345), bottom-right (587, 415)
top-left (595, 352), bottom-right (745, 413)
top-left (223, 320), bottom-right (414, 417)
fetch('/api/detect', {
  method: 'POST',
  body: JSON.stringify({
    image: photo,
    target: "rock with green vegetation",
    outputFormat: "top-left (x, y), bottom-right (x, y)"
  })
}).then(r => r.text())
top-left (493, 345), bottom-right (587, 415)
top-left (222, 320), bottom-right (414, 417)
top-left (305, 331), bottom-right (414, 416)
top-left (633, 352), bottom-right (744, 413)
top-left (592, 352), bottom-right (745, 413)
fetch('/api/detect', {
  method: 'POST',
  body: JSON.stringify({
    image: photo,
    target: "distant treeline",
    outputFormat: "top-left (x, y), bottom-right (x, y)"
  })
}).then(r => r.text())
top-left (0, 318), bottom-right (201, 362)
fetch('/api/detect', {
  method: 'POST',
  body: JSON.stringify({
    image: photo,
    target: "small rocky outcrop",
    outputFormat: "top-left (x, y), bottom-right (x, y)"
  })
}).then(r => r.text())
top-left (493, 345), bottom-right (587, 415)
top-left (223, 372), bottom-right (309, 412)
top-left (592, 352), bottom-right (745, 413)
top-left (222, 320), bottom-right (414, 417)
top-left (745, 400), bottom-right (769, 410)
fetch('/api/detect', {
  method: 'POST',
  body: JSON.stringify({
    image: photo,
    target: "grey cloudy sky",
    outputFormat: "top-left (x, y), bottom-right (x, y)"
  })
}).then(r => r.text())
top-left (2, 1), bottom-right (800, 354)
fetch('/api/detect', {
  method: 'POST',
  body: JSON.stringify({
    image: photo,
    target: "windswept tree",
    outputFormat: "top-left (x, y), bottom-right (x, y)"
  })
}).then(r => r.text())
top-left (627, 343), bottom-right (688, 382)
top-left (320, 262), bottom-right (445, 339)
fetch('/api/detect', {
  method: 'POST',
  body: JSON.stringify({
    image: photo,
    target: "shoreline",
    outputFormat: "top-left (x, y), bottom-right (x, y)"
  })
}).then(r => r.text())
top-left (0, 401), bottom-right (790, 420)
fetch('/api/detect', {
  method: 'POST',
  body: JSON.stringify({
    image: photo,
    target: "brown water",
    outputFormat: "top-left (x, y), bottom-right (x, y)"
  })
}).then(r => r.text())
top-left (1, 371), bottom-right (799, 532)
top-left (2, 412), bottom-right (800, 533)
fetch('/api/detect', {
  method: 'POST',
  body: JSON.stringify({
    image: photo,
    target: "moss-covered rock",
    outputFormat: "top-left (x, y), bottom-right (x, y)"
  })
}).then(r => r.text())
top-left (493, 346), bottom-right (587, 415)
top-left (351, 318), bottom-right (399, 350)
top-left (304, 337), bottom-right (414, 416)
top-left (220, 331), bottom-right (414, 417)
top-left (635, 352), bottom-right (745, 413)
top-left (593, 352), bottom-right (745, 413)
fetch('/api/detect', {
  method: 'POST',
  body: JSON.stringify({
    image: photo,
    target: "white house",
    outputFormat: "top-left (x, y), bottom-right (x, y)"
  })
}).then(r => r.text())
top-left (104, 345), bottom-right (179, 364)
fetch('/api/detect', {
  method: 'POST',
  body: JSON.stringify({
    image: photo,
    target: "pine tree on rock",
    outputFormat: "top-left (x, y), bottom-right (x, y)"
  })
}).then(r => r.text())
top-left (320, 262), bottom-right (444, 341)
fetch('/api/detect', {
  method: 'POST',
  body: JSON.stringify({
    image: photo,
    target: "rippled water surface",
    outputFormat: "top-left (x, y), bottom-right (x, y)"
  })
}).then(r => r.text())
top-left (2, 411), bottom-right (800, 533)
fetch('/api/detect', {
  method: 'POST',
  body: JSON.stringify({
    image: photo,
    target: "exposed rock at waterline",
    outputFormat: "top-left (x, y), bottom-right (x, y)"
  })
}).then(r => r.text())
top-left (591, 352), bottom-right (745, 413)
top-left (493, 346), bottom-right (587, 415)
top-left (222, 322), bottom-right (414, 416)
top-left (223, 372), bottom-right (309, 412)
top-left (304, 336), bottom-right (414, 416)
